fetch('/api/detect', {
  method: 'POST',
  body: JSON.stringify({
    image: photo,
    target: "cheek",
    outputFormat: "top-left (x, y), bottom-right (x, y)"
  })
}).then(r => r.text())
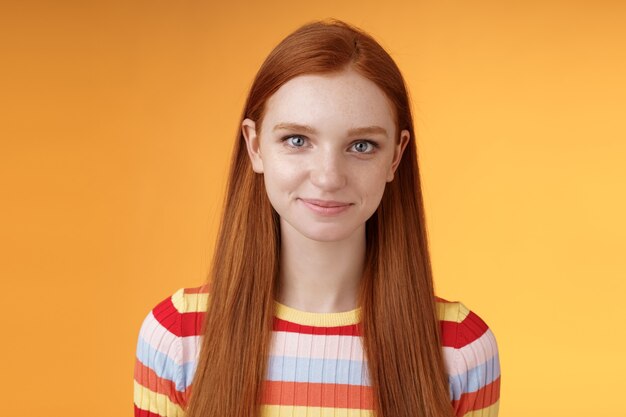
top-left (261, 158), bottom-right (304, 206)
top-left (356, 165), bottom-right (389, 202)
top-left (359, 160), bottom-right (389, 182)
top-left (264, 158), bottom-right (302, 188)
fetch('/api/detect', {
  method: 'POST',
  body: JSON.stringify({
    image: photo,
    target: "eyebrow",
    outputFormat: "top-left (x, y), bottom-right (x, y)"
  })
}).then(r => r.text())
top-left (272, 122), bottom-right (388, 137)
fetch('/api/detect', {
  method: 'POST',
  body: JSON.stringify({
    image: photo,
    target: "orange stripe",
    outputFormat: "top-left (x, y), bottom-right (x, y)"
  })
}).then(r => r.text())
top-left (184, 283), bottom-right (210, 294)
top-left (134, 358), bottom-right (185, 407)
top-left (261, 380), bottom-right (374, 409)
top-left (452, 376), bottom-right (500, 416)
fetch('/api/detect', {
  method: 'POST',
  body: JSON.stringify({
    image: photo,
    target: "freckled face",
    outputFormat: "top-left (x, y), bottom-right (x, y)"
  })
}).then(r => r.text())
top-left (241, 68), bottom-right (410, 242)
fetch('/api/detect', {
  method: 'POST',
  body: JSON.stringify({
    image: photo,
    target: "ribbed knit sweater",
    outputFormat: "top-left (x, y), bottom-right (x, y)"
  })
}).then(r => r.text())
top-left (133, 285), bottom-right (501, 417)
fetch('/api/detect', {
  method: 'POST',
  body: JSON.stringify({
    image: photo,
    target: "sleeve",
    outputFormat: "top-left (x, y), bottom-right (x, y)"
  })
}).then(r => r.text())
top-left (133, 291), bottom-right (188, 417)
top-left (450, 304), bottom-right (501, 417)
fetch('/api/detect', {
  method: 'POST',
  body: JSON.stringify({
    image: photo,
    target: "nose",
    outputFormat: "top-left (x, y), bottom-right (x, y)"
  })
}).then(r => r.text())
top-left (309, 148), bottom-right (347, 191)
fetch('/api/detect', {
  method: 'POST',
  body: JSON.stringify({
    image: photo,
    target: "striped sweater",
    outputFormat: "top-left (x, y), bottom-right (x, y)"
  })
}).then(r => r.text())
top-left (134, 285), bottom-right (501, 417)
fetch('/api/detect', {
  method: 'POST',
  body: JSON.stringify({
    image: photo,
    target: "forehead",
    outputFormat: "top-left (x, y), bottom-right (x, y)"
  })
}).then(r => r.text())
top-left (262, 69), bottom-right (396, 133)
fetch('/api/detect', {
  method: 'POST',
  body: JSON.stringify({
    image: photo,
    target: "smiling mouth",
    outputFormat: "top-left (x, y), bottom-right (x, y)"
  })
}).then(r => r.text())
top-left (298, 198), bottom-right (353, 216)
top-left (299, 198), bottom-right (351, 207)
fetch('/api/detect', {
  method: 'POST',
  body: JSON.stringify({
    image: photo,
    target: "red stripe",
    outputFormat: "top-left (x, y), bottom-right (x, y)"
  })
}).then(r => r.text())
top-left (154, 287), bottom-right (487, 347)
top-left (151, 297), bottom-right (182, 337)
top-left (261, 380), bottom-right (374, 409)
top-left (439, 321), bottom-right (459, 347)
top-left (134, 359), bottom-right (185, 407)
top-left (151, 296), bottom-right (204, 338)
top-left (440, 310), bottom-right (491, 349)
top-left (174, 304), bottom-right (480, 345)
top-left (452, 375), bottom-right (500, 416)
top-left (181, 311), bottom-right (204, 337)
top-left (273, 316), bottom-right (362, 336)
top-left (134, 404), bottom-right (167, 417)
top-left (458, 311), bottom-right (489, 346)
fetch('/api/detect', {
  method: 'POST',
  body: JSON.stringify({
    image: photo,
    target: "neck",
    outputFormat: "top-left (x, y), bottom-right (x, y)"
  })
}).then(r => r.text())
top-left (277, 219), bottom-right (365, 313)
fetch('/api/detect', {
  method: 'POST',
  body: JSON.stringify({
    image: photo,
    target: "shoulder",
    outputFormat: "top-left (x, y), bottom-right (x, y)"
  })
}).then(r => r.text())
top-left (435, 296), bottom-right (501, 417)
top-left (435, 296), bottom-right (494, 349)
top-left (133, 284), bottom-right (209, 416)
top-left (143, 284), bottom-right (209, 336)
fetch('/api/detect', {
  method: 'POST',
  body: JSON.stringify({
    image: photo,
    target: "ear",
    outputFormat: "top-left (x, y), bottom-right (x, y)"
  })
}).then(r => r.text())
top-left (241, 118), bottom-right (264, 174)
top-left (387, 129), bottom-right (410, 182)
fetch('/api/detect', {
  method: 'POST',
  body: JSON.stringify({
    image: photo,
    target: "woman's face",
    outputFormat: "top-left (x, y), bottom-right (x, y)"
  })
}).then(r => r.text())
top-left (241, 68), bottom-right (410, 242)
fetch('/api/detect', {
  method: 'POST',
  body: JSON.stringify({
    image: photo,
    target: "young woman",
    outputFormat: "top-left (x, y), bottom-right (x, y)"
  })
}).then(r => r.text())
top-left (134, 19), bottom-right (501, 417)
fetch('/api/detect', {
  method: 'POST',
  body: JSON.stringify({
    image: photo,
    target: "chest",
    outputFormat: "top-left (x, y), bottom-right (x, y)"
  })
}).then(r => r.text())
top-left (260, 329), bottom-right (374, 413)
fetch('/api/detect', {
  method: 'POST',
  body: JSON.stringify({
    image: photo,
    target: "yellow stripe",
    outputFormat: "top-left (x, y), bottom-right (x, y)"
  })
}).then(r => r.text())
top-left (461, 399), bottom-right (500, 417)
top-left (170, 288), bottom-right (209, 314)
top-left (183, 292), bottom-right (209, 313)
top-left (261, 404), bottom-right (373, 417)
top-left (274, 301), bottom-right (362, 326)
top-left (174, 286), bottom-right (469, 325)
top-left (436, 300), bottom-right (469, 323)
top-left (133, 380), bottom-right (185, 417)
top-left (170, 288), bottom-right (185, 313)
top-left (269, 298), bottom-right (466, 326)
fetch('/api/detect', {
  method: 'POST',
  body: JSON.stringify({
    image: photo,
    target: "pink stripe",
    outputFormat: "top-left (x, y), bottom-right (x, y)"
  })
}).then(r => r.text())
top-left (139, 312), bottom-right (200, 365)
top-left (442, 346), bottom-right (457, 375)
top-left (269, 331), bottom-right (364, 361)
top-left (444, 329), bottom-right (499, 377)
top-left (180, 335), bottom-right (201, 364)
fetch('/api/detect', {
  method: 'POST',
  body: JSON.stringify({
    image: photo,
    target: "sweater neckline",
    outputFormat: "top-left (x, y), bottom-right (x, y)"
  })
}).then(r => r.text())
top-left (273, 300), bottom-right (361, 327)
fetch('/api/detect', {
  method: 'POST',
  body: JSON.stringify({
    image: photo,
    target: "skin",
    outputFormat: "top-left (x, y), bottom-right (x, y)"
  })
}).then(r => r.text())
top-left (241, 68), bottom-right (410, 313)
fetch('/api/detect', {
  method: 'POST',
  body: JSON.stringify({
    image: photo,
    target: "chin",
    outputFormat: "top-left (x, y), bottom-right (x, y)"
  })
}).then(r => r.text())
top-left (300, 224), bottom-right (360, 243)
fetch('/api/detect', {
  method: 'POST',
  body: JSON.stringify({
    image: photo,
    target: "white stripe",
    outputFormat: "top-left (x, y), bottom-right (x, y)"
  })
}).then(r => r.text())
top-left (269, 331), bottom-right (364, 361)
top-left (139, 310), bottom-right (203, 365)
top-left (181, 334), bottom-right (202, 364)
top-left (442, 329), bottom-right (499, 377)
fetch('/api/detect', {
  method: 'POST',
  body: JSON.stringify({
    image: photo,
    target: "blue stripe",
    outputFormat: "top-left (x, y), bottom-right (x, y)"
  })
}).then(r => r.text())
top-left (448, 352), bottom-right (501, 400)
top-left (181, 361), bottom-right (197, 389)
top-left (135, 335), bottom-right (186, 392)
top-left (266, 355), bottom-right (370, 386)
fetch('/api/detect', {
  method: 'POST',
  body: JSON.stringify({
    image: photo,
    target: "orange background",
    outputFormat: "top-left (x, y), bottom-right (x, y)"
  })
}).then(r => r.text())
top-left (1, 1), bottom-right (625, 416)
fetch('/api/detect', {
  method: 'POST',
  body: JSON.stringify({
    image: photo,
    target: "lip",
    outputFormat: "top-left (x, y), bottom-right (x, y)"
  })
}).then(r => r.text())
top-left (299, 198), bottom-right (352, 216)
top-left (300, 198), bottom-right (351, 207)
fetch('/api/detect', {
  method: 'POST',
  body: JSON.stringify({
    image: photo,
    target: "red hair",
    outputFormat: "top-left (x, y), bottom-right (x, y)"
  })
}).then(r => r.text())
top-left (185, 18), bottom-right (453, 417)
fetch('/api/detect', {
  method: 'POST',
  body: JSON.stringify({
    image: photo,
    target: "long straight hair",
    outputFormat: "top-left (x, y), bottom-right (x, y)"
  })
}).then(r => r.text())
top-left (185, 18), bottom-right (453, 417)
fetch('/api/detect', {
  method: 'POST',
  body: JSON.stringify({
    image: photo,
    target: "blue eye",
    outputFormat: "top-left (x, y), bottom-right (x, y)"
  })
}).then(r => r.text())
top-left (280, 135), bottom-right (379, 154)
top-left (353, 141), bottom-right (378, 153)
top-left (282, 135), bottom-right (306, 147)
